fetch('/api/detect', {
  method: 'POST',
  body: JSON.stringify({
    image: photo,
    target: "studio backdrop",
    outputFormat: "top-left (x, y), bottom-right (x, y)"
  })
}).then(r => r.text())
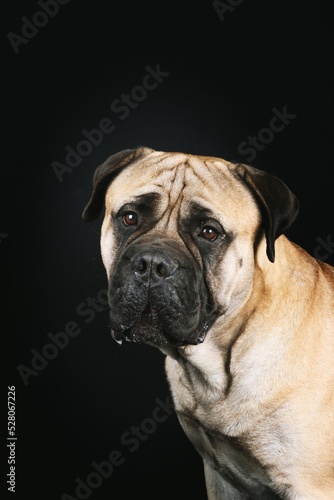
top-left (2, 2), bottom-right (334, 499)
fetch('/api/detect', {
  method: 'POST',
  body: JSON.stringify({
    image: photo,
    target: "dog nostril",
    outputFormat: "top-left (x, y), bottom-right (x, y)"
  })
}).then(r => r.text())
top-left (132, 256), bottom-right (148, 274)
top-left (138, 259), bottom-right (146, 272)
top-left (156, 262), bottom-right (169, 277)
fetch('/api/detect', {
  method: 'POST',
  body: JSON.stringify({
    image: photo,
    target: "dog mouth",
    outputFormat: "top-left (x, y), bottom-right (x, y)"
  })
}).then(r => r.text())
top-left (109, 300), bottom-right (216, 347)
top-left (107, 238), bottom-right (218, 347)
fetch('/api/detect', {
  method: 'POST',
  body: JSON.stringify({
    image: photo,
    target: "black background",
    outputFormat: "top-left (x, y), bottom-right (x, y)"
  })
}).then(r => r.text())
top-left (2, 1), bottom-right (334, 499)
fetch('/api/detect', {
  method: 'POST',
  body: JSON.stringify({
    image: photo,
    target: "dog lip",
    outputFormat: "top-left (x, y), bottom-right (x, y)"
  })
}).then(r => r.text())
top-left (110, 328), bottom-right (122, 344)
top-left (109, 309), bottom-right (218, 348)
top-left (109, 293), bottom-right (219, 347)
top-left (110, 325), bottom-right (129, 345)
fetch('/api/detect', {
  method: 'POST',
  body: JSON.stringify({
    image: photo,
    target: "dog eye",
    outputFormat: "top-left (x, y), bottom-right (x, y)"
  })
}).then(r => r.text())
top-left (122, 211), bottom-right (138, 226)
top-left (199, 226), bottom-right (219, 242)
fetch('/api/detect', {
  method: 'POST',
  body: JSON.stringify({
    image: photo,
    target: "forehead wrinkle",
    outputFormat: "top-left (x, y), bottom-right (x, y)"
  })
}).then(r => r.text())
top-left (182, 157), bottom-right (238, 209)
top-left (143, 151), bottom-right (188, 175)
top-left (180, 160), bottom-right (256, 233)
top-left (134, 158), bottom-right (188, 216)
top-left (192, 157), bottom-right (237, 189)
top-left (152, 161), bottom-right (189, 232)
top-left (146, 157), bottom-right (232, 227)
top-left (106, 185), bottom-right (162, 214)
top-left (105, 158), bottom-right (183, 214)
top-left (107, 162), bottom-right (189, 224)
top-left (185, 156), bottom-right (256, 205)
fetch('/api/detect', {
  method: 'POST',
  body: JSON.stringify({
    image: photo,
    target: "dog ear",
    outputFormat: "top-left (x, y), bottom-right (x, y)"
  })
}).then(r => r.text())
top-left (82, 147), bottom-right (153, 222)
top-left (233, 164), bottom-right (299, 263)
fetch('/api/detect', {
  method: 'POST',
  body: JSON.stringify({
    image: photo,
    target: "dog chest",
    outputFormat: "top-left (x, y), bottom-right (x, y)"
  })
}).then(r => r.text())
top-left (177, 411), bottom-right (280, 499)
top-left (165, 357), bottom-right (280, 496)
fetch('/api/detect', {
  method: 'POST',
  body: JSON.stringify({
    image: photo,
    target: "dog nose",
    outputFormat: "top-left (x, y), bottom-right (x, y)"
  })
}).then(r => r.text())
top-left (131, 250), bottom-right (178, 280)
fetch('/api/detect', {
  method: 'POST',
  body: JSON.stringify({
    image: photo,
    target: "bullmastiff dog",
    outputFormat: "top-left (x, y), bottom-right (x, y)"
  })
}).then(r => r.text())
top-left (82, 147), bottom-right (334, 499)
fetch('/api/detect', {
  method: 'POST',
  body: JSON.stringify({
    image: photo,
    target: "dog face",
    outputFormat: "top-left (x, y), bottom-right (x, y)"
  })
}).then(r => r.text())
top-left (83, 147), bottom-right (299, 348)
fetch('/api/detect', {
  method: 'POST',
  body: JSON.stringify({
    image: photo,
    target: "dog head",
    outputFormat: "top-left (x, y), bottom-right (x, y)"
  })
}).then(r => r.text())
top-left (82, 147), bottom-right (299, 347)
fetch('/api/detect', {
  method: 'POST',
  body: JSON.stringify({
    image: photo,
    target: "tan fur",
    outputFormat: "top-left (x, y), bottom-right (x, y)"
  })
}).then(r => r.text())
top-left (166, 236), bottom-right (334, 498)
top-left (96, 149), bottom-right (334, 499)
